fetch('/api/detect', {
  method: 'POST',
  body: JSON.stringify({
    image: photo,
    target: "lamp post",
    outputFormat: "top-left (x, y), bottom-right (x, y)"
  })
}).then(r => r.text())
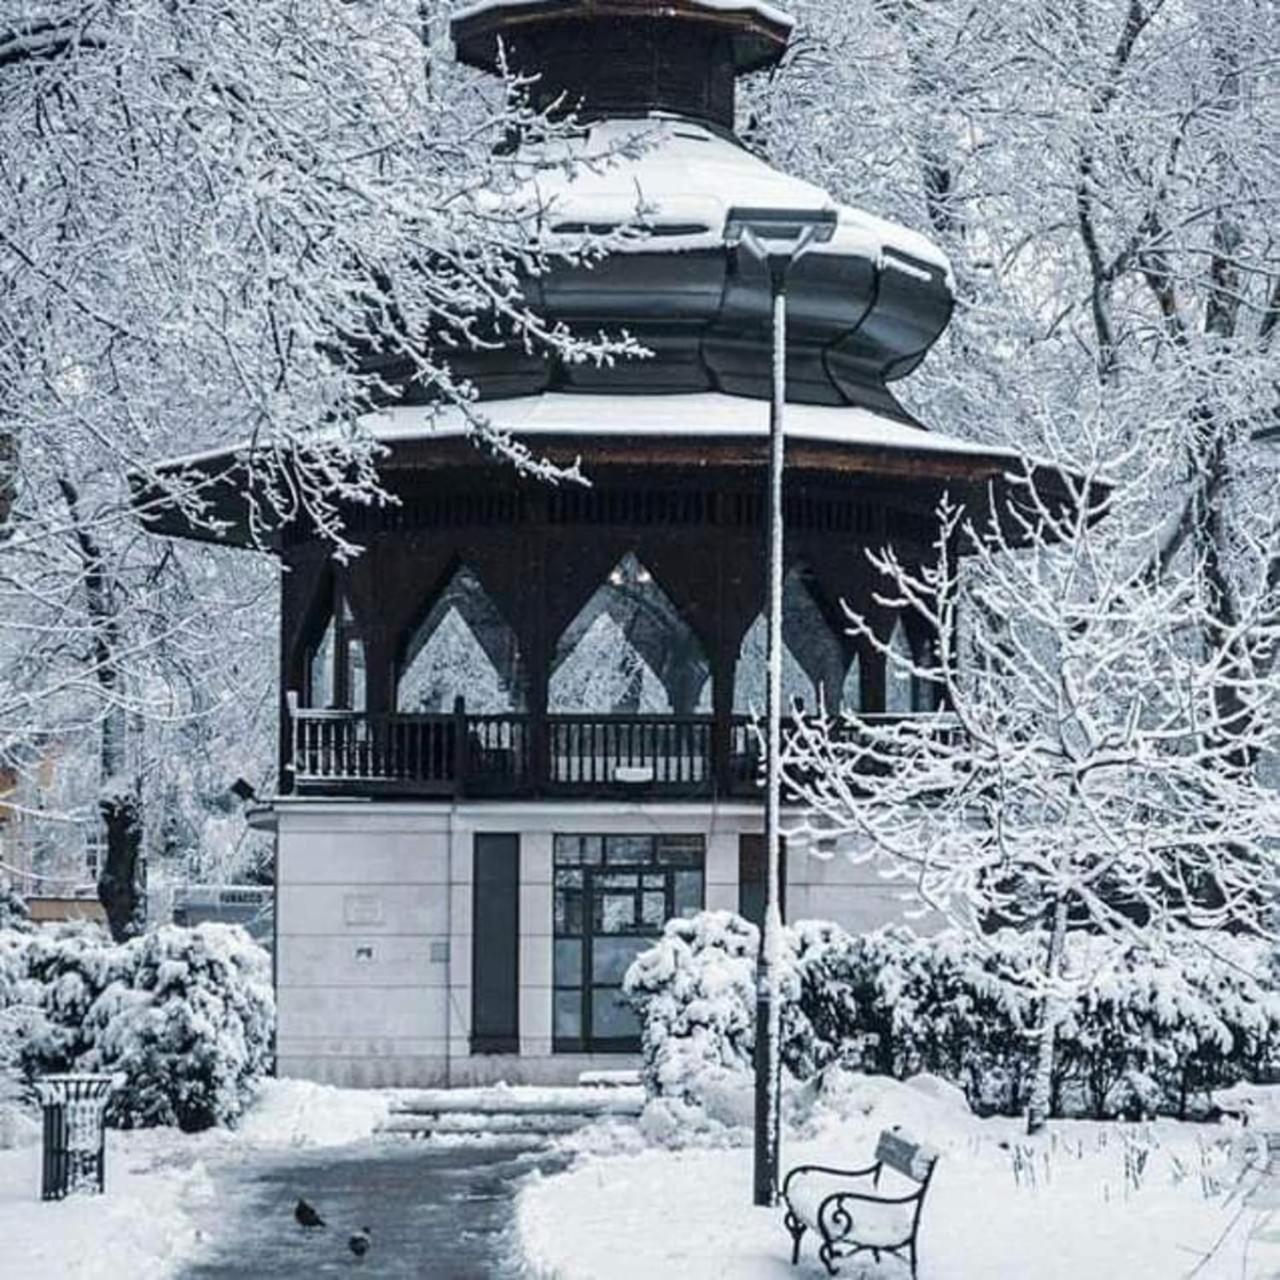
top-left (725, 205), bottom-right (837, 1207)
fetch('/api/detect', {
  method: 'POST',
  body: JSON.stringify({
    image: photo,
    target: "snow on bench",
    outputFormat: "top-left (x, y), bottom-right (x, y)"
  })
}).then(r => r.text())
top-left (782, 1127), bottom-right (939, 1277)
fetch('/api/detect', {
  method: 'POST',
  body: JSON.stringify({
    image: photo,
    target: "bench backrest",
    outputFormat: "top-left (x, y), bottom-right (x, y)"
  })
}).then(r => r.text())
top-left (875, 1128), bottom-right (939, 1184)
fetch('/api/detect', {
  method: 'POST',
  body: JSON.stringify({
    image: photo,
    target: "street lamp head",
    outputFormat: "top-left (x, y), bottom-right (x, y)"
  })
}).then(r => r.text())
top-left (724, 206), bottom-right (838, 264)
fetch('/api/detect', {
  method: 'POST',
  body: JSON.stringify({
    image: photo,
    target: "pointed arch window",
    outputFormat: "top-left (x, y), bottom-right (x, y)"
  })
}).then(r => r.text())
top-left (397, 565), bottom-right (526, 713)
top-left (304, 594), bottom-right (366, 711)
top-left (733, 567), bottom-right (845, 715)
top-left (550, 553), bottom-right (710, 715)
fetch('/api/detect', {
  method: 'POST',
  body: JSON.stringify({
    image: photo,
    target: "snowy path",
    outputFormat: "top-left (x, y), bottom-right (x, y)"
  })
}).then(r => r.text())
top-left (182, 1140), bottom-right (564, 1279)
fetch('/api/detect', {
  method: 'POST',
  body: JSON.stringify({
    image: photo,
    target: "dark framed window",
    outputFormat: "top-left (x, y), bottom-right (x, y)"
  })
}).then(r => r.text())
top-left (553, 833), bottom-right (704, 1053)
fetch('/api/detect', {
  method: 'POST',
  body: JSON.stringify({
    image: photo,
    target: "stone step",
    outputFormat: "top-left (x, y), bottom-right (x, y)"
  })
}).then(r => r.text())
top-left (577, 1069), bottom-right (642, 1088)
top-left (380, 1111), bottom-right (589, 1137)
top-left (391, 1085), bottom-right (645, 1117)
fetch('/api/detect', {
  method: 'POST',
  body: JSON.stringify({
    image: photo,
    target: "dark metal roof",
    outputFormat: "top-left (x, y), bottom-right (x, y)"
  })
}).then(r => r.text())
top-left (452, 1), bottom-right (792, 130)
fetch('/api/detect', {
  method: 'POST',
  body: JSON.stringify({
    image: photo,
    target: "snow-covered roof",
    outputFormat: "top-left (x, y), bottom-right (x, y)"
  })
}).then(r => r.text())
top-left (453, 0), bottom-right (796, 27)
top-left (514, 119), bottom-right (952, 283)
top-left (361, 392), bottom-right (1013, 459)
top-left (147, 392), bottom-right (1016, 479)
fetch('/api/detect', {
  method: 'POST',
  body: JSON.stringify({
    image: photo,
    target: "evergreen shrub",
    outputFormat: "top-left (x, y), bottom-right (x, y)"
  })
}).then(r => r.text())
top-left (625, 912), bottom-right (1280, 1121)
top-left (5, 921), bottom-right (273, 1131)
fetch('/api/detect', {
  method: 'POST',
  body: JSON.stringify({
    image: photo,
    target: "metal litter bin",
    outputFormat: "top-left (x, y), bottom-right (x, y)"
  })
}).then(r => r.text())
top-left (35, 1073), bottom-right (115, 1200)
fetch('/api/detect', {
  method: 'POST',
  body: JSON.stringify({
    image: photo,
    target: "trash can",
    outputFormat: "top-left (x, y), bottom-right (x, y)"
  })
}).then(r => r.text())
top-left (35, 1074), bottom-right (115, 1200)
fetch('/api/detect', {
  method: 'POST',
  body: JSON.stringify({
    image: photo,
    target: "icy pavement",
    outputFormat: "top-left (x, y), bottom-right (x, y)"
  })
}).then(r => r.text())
top-left (182, 1139), bottom-right (565, 1279)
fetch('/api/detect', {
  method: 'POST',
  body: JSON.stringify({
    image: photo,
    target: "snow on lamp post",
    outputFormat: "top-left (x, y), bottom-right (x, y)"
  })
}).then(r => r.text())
top-left (724, 205), bottom-right (837, 1207)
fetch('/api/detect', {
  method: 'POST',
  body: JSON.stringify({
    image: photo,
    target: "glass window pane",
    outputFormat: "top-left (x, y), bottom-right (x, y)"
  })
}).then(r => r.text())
top-left (643, 873), bottom-right (666, 890)
top-left (591, 936), bottom-right (653, 984)
top-left (554, 835), bottom-right (582, 866)
top-left (674, 870), bottom-right (703, 918)
top-left (597, 872), bottom-right (639, 890)
top-left (656, 835), bottom-right (704, 866)
top-left (554, 939), bottom-right (582, 986)
top-left (596, 893), bottom-right (637, 934)
top-left (642, 891), bottom-right (666, 927)
top-left (555, 889), bottom-right (583, 936)
top-left (581, 836), bottom-right (603, 865)
top-left (554, 868), bottom-right (583, 889)
top-left (591, 988), bottom-right (641, 1040)
top-left (605, 835), bottom-right (653, 864)
top-left (554, 990), bottom-right (582, 1040)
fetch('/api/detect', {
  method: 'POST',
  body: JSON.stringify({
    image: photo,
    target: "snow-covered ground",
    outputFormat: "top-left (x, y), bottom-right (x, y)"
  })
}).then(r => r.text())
top-left (0, 1080), bottom-right (394, 1280)
top-left (518, 1074), bottom-right (1280, 1279)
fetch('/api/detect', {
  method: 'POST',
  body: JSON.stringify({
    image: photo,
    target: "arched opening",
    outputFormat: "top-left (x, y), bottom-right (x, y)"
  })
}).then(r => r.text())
top-left (733, 567), bottom-right (846, 714)
top-left (885, 617), bottom-right (939, 714)
top-left (549, 553), bottom-right (710, 715)
top-left (302, 589), bottom-right (366, 711)
top-left (397, 565), bottom-right (526, 713)
top-left (841, 652), bottom-right (863, 712)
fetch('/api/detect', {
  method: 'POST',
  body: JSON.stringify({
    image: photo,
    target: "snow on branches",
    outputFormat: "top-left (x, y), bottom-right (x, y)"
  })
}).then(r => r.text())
top-left (782, 450), bottom-right (1280, 1131)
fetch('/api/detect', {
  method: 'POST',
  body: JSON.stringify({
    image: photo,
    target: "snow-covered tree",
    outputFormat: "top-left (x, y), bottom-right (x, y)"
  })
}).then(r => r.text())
top-left (784, 449), bottom-right (1280, 1133)
top-left (750, 0), bottom-right (1280, 673)
top-left (742, 0), bottom-right (1280, 1135)
top-left (0, 1), bottom-right (637, 935)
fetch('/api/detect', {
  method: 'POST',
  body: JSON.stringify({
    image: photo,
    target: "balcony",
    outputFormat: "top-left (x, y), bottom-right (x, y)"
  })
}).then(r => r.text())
top-left (286, 704), bottom-right (955, 801)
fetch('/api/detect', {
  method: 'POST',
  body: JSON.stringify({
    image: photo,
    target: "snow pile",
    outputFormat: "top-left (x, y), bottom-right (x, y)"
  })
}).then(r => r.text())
top-left (237, 1078), bottom-right (392, 1148)
top-left (518, 1076), bottom-right (1262, 1280)
top-left (0, 1125), bottom-right (220, 1279)
top-left (9, 922), bottom-right (274, 1132)
top-left (625, 912), bottom-right (1280, 1124)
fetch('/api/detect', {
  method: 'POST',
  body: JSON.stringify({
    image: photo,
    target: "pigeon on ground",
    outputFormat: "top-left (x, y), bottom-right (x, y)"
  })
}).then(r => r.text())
top-left (348, 1227), bottom-right (372, 1259)
top-left (294, 1197), bottom-right (326, 1229)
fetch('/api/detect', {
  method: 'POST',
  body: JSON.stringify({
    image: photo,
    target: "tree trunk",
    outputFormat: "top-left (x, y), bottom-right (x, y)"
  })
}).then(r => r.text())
top-left (98, 789), bottom-right (144, 941)
top-left (1026, 894), bottom-right (1069, 1135)
top-left (56, 474), bottom-right (145, 941)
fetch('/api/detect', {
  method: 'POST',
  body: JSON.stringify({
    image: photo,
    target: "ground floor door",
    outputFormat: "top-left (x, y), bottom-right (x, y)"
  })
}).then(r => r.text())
top-left (553, 834), bottom-right (704, 1052)
top-left (738, 833), bottom-right (786, 929)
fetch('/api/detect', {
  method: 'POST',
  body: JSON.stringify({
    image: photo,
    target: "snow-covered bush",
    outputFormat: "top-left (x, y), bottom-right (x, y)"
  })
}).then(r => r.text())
top-left (626, 911), bottom-right (1280, 1122)
top-left (0, 885), bottom-right (34, 933)
top-left (17, 922), bottom-right (274, 1131)
top-left (623, 911), bottom-right (760, 1102)
top-left (1055, 940), bottom-right (1280, 1120)
top-left (0, 925), bottom-right (39, 1147)
top-left (83, 924), bottom-right (275, 1130)
top-left (622, 911), bottom-right (815, 1112)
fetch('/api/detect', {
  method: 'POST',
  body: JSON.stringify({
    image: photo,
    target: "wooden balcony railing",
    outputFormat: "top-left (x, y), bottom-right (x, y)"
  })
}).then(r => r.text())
top-left (287, 701), bottom-right (960, 800)
top-left (549, 715), bottom-right (711, 792)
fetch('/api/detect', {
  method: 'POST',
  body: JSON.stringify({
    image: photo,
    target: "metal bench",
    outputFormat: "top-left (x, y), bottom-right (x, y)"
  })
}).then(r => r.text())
top-left (782, 1127), bottom-right (940, 1277)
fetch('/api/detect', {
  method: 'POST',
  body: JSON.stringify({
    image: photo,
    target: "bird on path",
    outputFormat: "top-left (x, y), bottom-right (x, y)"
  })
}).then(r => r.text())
top-left (348, 1227), bottom-right (372, 1259)
top-left (294, 1197), bottom-right (326, 1230)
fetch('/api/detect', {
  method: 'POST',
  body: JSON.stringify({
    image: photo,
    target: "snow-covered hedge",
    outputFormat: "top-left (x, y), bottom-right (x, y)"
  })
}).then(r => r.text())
top-left (625, 913), bottom-right (1280, 1121)
top-left (7, 922), bottom-right (274, 1131)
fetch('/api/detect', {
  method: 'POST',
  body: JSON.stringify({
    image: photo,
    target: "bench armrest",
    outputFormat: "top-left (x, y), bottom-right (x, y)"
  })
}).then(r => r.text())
top-left (817, 1187), bottom-right (926, 1251)
top-left (820, 1187), bottom-right (926, 1209)
top-left (782, 1161), bottom-right (881, 1202)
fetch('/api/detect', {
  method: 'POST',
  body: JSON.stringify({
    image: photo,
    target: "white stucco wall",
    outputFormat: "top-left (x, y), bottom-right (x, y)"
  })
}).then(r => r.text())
top-left (273, 799), bottom-right (929, 1088)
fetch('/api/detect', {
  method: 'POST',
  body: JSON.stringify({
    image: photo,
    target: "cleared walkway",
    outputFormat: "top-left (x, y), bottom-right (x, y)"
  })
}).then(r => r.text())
top-left (182, 1139), bottom-right (563, 1279)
